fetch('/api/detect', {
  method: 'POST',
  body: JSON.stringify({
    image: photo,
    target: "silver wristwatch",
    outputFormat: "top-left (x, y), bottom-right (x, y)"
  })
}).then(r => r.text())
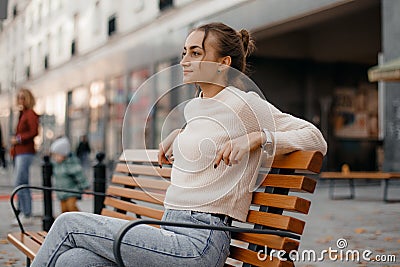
top-left (261, 128), bottom-right (273, 155)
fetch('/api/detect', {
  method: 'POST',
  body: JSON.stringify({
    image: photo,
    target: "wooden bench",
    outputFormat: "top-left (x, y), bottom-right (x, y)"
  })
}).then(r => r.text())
top-left (8, 149), bottom-right (323, 267)
top-left (319, 171), bottom-right (400, 202)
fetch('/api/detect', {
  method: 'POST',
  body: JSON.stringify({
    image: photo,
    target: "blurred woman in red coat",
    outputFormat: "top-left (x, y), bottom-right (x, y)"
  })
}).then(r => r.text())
top-left (11, 88), bottom-right (39, 225)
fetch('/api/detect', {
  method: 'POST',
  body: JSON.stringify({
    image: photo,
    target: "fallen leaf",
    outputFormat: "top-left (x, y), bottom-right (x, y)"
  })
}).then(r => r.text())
top-left (354, 228), bottom-right (366, 234)
top-left (375, 230), bottom-right (382, 235)
top-left (316, 235), bottom-right (334, 244)
top-left (384, 237), bottom-right (393, 242)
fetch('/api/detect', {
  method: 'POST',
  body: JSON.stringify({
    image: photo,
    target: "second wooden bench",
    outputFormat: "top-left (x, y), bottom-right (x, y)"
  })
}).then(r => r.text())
top-left (319, 171), bottom-right (400, 202)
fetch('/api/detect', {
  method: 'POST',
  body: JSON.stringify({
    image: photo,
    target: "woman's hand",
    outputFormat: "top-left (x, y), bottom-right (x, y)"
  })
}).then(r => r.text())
top-left (10, 136), bottom-right (18, 145)
top-left (214, 131), bottom-right (265, 167)
top-left (158, 129), bottom-right (182, 167)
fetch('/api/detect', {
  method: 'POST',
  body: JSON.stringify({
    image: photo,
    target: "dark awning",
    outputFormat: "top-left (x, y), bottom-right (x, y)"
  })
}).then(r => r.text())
top-left (368, 57), bottom-right (400, 82)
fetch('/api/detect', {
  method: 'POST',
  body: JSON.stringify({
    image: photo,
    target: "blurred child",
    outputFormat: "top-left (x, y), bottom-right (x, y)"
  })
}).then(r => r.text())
top-left (50, 137), bottom-right (90, 213)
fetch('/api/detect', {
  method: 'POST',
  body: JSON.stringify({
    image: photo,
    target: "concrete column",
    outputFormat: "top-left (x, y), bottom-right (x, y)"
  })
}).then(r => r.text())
top-left (382, 0), bottom-right (400, 171)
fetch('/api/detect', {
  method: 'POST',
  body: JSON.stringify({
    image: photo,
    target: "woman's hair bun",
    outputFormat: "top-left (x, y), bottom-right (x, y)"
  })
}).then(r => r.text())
top-left (239, 29), bottom-right (255, 57)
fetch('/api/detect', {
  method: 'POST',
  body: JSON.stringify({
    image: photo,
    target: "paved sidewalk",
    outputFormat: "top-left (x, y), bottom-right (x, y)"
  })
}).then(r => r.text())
top-left (0, 159), bottom-right (399, 266)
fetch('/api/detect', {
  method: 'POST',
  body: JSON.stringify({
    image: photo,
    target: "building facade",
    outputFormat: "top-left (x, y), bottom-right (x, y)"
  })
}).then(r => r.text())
top-left (1, 0), bottom-right (397, 171)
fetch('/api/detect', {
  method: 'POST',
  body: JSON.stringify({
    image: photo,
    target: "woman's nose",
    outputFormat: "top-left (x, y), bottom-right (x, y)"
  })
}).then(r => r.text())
top-left (180, 55), bottom-right (190, 66)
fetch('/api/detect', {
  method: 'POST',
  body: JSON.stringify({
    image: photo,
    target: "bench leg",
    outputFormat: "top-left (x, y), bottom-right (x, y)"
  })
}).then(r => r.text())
top-left (349, 179), bottom-right (355, 199)
top-left (329, 179), bottom-right (355, 200)
top-left (26, 257), bottom-right (31, 267)
top-left (383, 179), bottom-right (389, 202)
top-left (329, 179), bottom-right (335, 199)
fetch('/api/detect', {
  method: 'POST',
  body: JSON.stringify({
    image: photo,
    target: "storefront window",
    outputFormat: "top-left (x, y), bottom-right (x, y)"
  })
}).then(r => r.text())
top-left (124, 68), bottom-right (150, 149)
top-left (333, 85), bottom-right (379, 139)
top-left (89, 81), bottom-right (106, 153)
top-left (67, 86), bottom-right (90, 151)
top-left (36, 92), bottom-right (66, 154)
top-left (332, 84), bottom-right (379, 171)
top-left (107, 75), bottom-right (126, 159)
top-left (153, 61), bottom-right (194, 147)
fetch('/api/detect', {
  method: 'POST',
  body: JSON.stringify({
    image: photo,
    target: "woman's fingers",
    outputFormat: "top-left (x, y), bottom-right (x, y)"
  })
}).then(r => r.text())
top-left (165, 146), bottom-right (174, 163)
top-left (158, 143), bottom-right (170, 166)
top-left (222, 148), bottom-right (231, 166)
top-left (215, 142), bottom-right (232, 167)
top-left (214, 142), bottom-right (227, 167)
top-left (215, 137), bottom-right (250, 167)
top-left (230, 148), bottom-right (240, 164)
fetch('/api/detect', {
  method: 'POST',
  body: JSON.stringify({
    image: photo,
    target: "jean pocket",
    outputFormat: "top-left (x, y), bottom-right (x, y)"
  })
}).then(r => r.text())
top-left (189, 211), bottom-right (211, 225)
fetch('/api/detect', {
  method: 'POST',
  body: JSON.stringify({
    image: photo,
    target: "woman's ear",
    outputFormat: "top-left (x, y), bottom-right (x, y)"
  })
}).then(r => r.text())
top-left (220, 56), bottom-right (231, 66)
top-left (218, 56), bottom-right (231, 72)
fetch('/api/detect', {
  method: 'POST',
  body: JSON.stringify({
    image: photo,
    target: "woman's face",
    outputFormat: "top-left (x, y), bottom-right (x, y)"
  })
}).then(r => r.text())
top-left (180, 30), bottom-right (222, 85)
top-left (17, 93), bottom-right (26, 110)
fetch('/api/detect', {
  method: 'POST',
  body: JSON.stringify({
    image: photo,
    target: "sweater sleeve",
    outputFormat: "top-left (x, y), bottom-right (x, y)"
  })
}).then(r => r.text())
top-left (18, 110), bottom-right (39, 142)
top-left (247, 92), bottom-right (327, 155)
top-left (68, 160), bottom-right (90, 190)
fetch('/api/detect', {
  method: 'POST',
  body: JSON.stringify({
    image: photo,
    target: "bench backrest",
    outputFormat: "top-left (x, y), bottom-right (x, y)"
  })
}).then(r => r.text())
top-left (102, 149), bottom-right (323, 267)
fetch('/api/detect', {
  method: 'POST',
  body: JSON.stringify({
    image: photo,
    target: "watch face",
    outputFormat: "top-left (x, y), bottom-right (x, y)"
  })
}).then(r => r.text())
top-left (262, 143), bottom-right (273, 156)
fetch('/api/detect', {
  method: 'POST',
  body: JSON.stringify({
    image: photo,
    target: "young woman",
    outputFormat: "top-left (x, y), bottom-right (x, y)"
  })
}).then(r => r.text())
top-left (11, 88), bottom-right (39, 226)
top-left (32, 22), bottom-right (327, 267)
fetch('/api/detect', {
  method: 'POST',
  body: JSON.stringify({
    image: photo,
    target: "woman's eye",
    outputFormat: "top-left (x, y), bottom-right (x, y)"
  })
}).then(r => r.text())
top-left (192, 51), bottom-right (200, 56)
top-left (181, 51), bottom-right (186, 58)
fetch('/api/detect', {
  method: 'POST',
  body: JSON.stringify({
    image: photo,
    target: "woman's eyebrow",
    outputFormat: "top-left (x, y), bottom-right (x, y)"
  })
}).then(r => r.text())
top-left (183, 45), bottom-right (203, 50)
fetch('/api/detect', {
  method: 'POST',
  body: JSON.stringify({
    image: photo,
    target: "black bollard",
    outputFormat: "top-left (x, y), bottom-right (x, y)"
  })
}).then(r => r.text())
top-left (42, 155), bottom-right (54, 231)
top-left (93, 152), bottom-right (106, 214)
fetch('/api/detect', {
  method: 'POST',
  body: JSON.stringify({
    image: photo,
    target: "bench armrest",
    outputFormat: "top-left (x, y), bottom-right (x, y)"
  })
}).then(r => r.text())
top-left (113, 219), bottom-right (300, 267)
top-left (10, 185), bottom-right (114, 233)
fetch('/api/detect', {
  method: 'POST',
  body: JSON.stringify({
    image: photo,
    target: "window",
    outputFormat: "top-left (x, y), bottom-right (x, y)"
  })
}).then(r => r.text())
top-left (73, 13), bottom-right (79, 36)
top-left (38, 3), bottom-right (42, 25)
top-left (58, 26), bottom-right (63, 55)
top-left (44, 55), bottom-right (49, 69)
top-left (93, 1), bottom-right (101, 34)
top-left (0, 0), bottom-right (7, 19)
top-left (71, 39), bottom-right (76, 56)
top-left (13, 4), bottom-right (18, 18)
top-left (159, 0), bottom-right (173, 11)
top-left (26, 66), bottom-right (30, 78)
top-left (108, 14), bottom-right (116, 37)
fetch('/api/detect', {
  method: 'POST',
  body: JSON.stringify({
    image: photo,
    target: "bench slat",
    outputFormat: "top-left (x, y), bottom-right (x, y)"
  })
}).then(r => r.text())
top-left (7, 233), bottom-right (42, 260)
top-left (262, 175), bottom-right (316, 193)
top-left (111, 175), bottom-right (170, 190)
top-left (121, 149), bottom-right (323, 172)
top-left (104, 197), bottom-right (164, 220)
top-left (272, 151), bottom-right (323, 173)
top-left (119, 150), bottom-right (159, 163)
top-left (320, 172), bottom-right (400, 179)
top-left (115, 163), bottom-right (172, 178)
top-left (247, 211), bottom-right (305, 235)
top-left (106, 186), bottom-right (165, 204)
top-left (231, 232), bottom-right (299, 252)
top-left (26, 231), bottom-right (46, 244)
top-left (252, 192), bottom-right (311, 214)
top-left (101, 209), bottom-right (136, 220)
top-left (229, 246), bottom-right (294, 267)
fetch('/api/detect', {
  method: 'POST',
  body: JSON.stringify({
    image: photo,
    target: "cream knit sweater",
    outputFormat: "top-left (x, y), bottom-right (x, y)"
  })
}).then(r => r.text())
top-left (164, 86), bottom-right (327, 221)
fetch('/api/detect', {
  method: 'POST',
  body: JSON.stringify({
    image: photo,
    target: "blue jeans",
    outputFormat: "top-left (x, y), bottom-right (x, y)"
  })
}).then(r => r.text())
top-left (32, 210), bottom-right (231, 267)
top-left (14, 154), bottom-right (34, 217)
